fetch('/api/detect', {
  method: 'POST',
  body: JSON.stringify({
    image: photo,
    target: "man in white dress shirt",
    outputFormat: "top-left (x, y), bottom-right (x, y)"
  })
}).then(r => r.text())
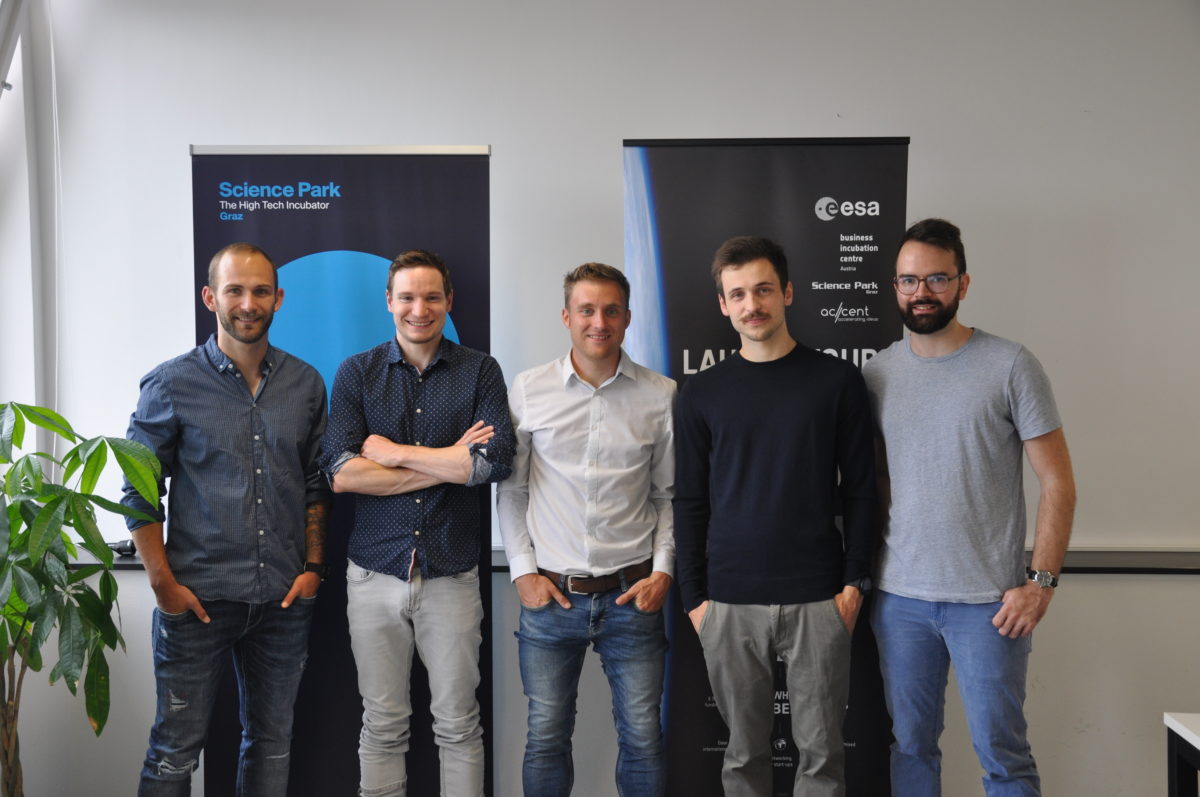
top-left (498, 262), bottom-right (676, 797)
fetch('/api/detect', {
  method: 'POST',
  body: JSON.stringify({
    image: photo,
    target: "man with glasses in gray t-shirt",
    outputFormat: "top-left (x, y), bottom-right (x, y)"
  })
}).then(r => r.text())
top-left (863, 218), bottom-right (1076, 797)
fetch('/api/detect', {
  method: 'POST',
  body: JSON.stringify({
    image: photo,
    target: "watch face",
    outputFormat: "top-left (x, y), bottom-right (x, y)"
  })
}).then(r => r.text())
top-left (1031, 570), bottom-right (1056, 588)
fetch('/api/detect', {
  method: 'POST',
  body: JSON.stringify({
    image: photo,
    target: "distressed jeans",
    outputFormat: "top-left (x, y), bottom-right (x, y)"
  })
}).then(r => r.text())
top-left (517, 586), bottom-right (668, 797)
top-left (138, 597), bottom-right (316, 796)
top-left (871, 590), bottom-right (1039, 797)
top-left (346, 560), bottom-right (485, 797)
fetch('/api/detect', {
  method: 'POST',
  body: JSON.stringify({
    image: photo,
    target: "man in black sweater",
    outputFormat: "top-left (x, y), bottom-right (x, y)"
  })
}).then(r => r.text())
top-left (674, 236), bottom-right (877, 797)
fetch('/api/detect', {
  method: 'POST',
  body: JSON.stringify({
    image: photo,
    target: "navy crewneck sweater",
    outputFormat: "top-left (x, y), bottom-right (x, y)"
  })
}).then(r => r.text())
top-left (673, 345), bottom-right (877, 612)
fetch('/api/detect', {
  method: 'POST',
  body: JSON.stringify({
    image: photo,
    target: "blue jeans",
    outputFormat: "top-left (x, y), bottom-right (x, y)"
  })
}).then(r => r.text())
top-left (872, 591), bottom-right (1039, 797)
top-left (138, 598), bottom-right (316, 796)
top-left (346, 560), bottom-right (484, 797)
top-left (517, 588), bottom-right (668, 797)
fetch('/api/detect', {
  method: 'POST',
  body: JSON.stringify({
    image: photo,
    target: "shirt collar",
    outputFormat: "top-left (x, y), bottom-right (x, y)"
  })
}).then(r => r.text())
top-left (559, 348), bottom-right (635, 388)
top-left (387, 335), bottom-right (454, 370)
top-left (203, 334), bottom-right (276, 375)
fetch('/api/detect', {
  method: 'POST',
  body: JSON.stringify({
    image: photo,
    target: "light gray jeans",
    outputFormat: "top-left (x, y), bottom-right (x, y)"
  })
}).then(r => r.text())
top-left (698, 599), bottom-right (852, 797)
top-left (346, 560), bottom-right (485, 797)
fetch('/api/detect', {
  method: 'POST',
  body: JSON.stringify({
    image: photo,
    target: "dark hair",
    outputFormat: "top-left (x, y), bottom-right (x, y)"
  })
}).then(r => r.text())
top-left (208, 243), bottom-right (276, 289)
top-left (387, 249), bottom-right (453, 295)
top-left (562, 262), bottom-right (631, 309)
top-left (711, 236), bottom-right (789, 295)
top-left (899, 218), bottom-right (967, 274)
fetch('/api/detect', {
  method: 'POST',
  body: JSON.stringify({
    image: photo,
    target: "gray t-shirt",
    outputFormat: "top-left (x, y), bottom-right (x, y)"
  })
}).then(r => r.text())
top-left (862, 329), bottom-right (1061, 603)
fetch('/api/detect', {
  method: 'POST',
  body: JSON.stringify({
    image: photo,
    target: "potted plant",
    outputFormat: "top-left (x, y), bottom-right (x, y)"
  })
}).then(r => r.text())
top-left (0, 401), bottom-right (160, 797)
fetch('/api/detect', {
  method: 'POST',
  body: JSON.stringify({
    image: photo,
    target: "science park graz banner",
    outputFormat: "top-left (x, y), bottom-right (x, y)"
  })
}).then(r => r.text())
top-left (624, 137), bottom-right (908, 796)
top-left (191, 146), bottom-right (490, 797)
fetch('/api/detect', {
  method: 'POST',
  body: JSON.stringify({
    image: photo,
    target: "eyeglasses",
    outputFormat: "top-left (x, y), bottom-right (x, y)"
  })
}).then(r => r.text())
top-left (892, 274), bottom-right (962, 295)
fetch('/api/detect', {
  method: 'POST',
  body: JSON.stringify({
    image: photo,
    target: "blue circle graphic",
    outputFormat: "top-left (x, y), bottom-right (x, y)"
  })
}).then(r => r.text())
top-left (270, 250), bottom-right (459, 397)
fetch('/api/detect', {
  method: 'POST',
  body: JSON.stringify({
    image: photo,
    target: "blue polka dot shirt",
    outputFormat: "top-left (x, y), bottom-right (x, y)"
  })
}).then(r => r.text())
top-left (319, 337), bottom-right (514, 580)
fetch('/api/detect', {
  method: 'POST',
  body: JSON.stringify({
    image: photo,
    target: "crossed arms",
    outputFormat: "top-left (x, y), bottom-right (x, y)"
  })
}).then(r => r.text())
top-left (330, 421), bottom-right (495, 495)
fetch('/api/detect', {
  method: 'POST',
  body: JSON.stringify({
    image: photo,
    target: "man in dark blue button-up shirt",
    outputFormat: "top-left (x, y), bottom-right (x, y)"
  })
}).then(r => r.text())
top-left (319, 249), bottom-right (513, 797)
top-left (123, 243), bottom-right (329, 796)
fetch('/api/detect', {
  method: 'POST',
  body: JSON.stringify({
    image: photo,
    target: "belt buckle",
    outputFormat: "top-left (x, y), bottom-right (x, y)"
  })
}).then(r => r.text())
top-left (566, 575), bottom-right (587, 595)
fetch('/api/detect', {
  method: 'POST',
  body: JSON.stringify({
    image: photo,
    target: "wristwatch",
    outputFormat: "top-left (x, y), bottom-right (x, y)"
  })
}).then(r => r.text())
top-left (303, 561), bottom-right (328, 581)
top-left (1026, 568), bottom-right (1059, 589)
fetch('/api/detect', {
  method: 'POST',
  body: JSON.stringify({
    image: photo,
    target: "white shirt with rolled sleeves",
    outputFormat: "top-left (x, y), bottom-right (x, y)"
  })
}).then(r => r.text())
top-left (497, 350), bottom-right (676, 581)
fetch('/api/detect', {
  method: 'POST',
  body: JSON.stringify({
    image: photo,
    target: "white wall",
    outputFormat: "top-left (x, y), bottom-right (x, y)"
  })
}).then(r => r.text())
top-left (2, 0), bottom-right (1197, 548)
top-left (3, 0), bottom-right (1199, 794)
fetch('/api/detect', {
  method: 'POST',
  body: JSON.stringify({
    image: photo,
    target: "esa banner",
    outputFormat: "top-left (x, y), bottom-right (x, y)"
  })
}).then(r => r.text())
top-left (191, 146), bottom-right (491, 797)
top-left (624, 137), bottom-right (907, 796)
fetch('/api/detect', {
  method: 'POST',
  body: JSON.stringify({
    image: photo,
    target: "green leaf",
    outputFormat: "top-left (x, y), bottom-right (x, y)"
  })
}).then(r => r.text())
top-left (84, 492), bottom-right (157, 524)
top-left (79, 440), bottom-right (109, 495)
top-left (68, 564), bottom-right (104, 585)
top-left (29, 495), bottom-right (68, 559)
top-left (6, 455), bottom-right (45, 498)
top-left (0, 566), bottom-right (12, 607)
top-left (74, 587), bottom-right (120, 649)
top-left (56, 602), bottom-right (84, 691)
top-left (60, 443), bottom-right (83, 486)
top-left (0, 492), bottom-right (9, 554)
top-left (24, 636), bottom-right (43, 671)
top-left (0, 403), bottom-right (23, 463)
top-left (84, 647), bottom-right (111, 735)
top-left (30, 592), bottom-right (60, 654)
top-left (15, 404), bottom-right (77, 443)
top-left (13, 564), bottom-right (42, 607)
top-left (99, 570), bottom-right (118, 604)
top-left (16, 496), bottom-right (40, 529)
top-left (106, 437), bottom-right (160, 507)
top-left (43, 553), bottom-right (69, 588)
top-left (68, 495), bottom-right (113, 568)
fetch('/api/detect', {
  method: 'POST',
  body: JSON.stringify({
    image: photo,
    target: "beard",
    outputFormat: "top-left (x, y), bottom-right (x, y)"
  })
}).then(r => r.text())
top-left (901, 294), bottom-right (959, 335)
top-left (218, 308), bottom-right (273, 344)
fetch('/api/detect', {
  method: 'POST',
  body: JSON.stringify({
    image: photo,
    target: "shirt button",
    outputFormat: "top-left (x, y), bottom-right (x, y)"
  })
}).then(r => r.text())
top-left (415, 498), bottom-right (421, 504)
top-left (257, 498), bottom-right (263, 504)
top-left (416, 408), bottom-right (422, 414)
top-left (259, 562), bottom-right (265, 568)
top-left (415, 530), bottom-right (421, 536)
top-left (256, 468), bottom-right (262, 474)
top-left (416, 441), bottom-right (422, 446)
top-left (258, 529), bottom-right (265, 536)
top-left (254, 434), bottom-right (260, 440)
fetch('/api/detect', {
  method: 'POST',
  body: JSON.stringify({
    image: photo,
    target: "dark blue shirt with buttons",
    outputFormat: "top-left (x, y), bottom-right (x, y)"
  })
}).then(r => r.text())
top-left (319, 337), bottom-right (515, 580)
top-left (121, 335), bottom-right (330, 603)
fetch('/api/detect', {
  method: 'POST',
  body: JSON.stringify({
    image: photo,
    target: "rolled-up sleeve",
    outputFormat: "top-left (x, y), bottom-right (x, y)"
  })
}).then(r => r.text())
top-left (319, 357), bottom-right (368, 482)
top-left (121, 369), bottom-right (175, 531)
top-left (465, 356), bottom-right (515, 486)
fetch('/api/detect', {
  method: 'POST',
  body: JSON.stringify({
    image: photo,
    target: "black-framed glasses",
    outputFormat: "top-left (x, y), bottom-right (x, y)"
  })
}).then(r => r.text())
top-left (892, 274), bottom-right (961, 295)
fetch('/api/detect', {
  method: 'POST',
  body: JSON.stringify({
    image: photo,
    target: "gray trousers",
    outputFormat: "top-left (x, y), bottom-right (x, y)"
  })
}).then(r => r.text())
top-left (697, 599), bottom-right (852, 797)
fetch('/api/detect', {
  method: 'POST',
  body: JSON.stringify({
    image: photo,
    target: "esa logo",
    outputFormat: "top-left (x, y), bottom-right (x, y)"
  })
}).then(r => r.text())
top-left (814, 196), bottom-right (881, 221)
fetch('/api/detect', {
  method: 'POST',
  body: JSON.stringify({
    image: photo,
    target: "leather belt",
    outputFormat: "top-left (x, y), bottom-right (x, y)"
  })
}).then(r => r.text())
top-left (539, 558), bottom-right (653, 595)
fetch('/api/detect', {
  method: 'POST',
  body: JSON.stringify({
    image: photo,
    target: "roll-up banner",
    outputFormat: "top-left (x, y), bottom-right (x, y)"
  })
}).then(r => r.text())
top-left (191, 146), bottom-right (491, 797)
top-left (624, 137), bottom-right (908, 796)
